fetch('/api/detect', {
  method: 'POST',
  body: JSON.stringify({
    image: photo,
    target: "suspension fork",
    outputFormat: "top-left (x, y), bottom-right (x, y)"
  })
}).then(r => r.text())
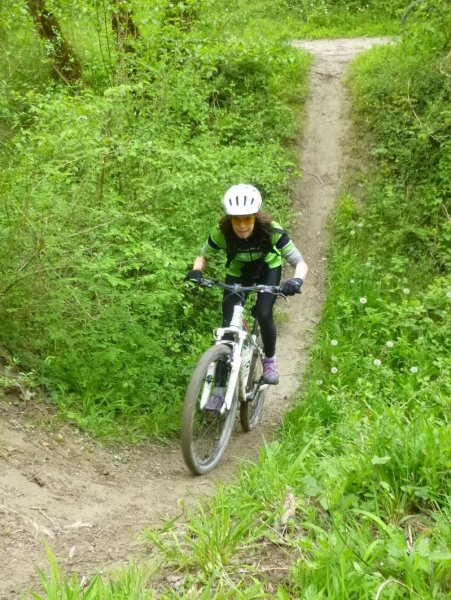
top-left (212, 313), bottom-right (247, 412)
top-left (199, 340), bottom-right (242, 411)
top-left (222, 337), bottom-right (244, 412)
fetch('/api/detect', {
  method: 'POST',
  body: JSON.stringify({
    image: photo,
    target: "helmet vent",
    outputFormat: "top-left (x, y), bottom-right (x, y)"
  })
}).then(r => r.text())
top-left (222, 184), bottom-right (262, 215)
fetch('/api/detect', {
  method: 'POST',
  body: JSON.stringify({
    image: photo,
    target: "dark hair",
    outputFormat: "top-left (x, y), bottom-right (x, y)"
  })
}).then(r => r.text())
top-left (219, 212), bottom-right (273, 260)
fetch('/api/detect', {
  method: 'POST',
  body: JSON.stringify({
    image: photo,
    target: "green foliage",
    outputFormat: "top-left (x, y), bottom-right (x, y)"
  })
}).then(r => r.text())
top-left (274, 0), bottom-right (407, 18)
top-left (242, 0), bottom-right (409, 37)
top-left (29, 543), bottom-right (155, 599)
top-left (0, 1), bottom-right (310, 438)
top-left (203, 0), bottom-right (407, 40)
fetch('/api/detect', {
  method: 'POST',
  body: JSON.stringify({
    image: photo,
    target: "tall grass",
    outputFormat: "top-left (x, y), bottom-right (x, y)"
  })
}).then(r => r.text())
top-left (208, 0), bottom-right (408, 39)
top-left (29, 545), bottom-right (156, 600)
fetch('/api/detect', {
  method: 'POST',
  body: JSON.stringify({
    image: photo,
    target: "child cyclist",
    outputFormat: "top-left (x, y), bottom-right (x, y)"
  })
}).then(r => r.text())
top-left (186, 184), bottom-right (308, 411)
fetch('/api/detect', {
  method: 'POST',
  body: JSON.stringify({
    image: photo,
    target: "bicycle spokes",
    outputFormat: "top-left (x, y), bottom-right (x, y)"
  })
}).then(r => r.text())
top-left (181, 345), bottom-right (238, 474)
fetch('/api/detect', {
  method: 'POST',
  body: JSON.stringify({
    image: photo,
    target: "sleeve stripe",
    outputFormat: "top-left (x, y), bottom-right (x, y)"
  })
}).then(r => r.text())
top-left (274, 231), bottom-right (291, 249)
top-left (207, 235), bottom-right (221, 250)
top-left (284, 247), bottom-right (303, 267)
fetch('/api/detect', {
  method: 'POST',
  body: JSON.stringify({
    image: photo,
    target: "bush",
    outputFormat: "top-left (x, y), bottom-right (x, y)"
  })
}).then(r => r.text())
top-left (0, 8), bottom-right (310, 437)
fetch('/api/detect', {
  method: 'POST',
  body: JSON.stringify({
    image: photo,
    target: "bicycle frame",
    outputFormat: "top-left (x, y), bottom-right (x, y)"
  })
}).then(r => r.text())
top-left (200, 305), bottom-right (263, 414)
top-left (196, 278), bottom-right (283, 414)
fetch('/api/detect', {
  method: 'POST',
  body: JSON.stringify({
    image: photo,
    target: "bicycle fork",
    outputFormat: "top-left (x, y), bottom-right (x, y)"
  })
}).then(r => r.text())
top-left (222, 341), bottom-right (244, 412)
top-left (199, 339), bottom-right (243, 413)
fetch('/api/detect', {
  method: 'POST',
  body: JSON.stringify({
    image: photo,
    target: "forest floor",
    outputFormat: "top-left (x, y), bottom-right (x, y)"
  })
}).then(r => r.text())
top-left (0, 38), bottom-right (390, 599)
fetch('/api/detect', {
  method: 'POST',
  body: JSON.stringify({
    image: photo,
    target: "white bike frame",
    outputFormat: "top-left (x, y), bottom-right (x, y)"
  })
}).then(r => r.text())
top-left (199, 304), bottom-right (268, 414)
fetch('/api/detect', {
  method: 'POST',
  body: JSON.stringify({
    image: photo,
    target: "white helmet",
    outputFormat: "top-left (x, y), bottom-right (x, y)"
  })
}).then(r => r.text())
top-left (223, 184), bottom-right (262, 216)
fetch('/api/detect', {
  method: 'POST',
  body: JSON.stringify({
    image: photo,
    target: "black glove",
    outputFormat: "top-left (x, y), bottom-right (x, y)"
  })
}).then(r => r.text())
top-left (281, 278), bottom-right (303, 296)
top-left (185, 269), bottom-right (202, 284)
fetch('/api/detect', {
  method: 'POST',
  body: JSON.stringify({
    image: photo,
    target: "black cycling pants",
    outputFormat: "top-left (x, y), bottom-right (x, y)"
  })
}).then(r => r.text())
top-left (222, 266), bottom-right (282, 358)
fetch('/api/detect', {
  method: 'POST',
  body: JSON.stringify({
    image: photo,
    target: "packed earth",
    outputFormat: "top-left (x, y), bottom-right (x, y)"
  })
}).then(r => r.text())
top-left (0, 37), bottom-right (390, 599)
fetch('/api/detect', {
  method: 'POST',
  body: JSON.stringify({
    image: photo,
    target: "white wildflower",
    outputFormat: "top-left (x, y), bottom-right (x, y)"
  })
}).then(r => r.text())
top-left (403, 288), bottom-right (410, 295)
top-left (360, 297), bottom-right (367, 304)
top-left (386, 341), bottom-right (394, 348)
top-left (331, 367), bottom-right (338, 374)
top-left (331, 339), bottom-right (338, 346)
top-left (350, 230), bottom-right (356, 236)
top-left (316, 379), bottom-right (323, 386)
top-left (373, 359), bottom-right (382, 367)
top-left (409, 366), bottom-right (418, 374)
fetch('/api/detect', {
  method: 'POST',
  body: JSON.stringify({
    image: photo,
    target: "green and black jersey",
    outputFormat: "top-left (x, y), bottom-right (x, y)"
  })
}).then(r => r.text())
top-left (200, 221), bottom-right (303, 278)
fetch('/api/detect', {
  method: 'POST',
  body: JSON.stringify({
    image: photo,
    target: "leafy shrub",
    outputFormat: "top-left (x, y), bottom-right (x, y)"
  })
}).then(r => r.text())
top-left (0, 7), bottom-right (310, 437)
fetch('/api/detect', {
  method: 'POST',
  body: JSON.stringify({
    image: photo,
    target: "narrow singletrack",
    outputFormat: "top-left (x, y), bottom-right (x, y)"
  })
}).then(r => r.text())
top-left (0, 37), bottom-right (390, 599)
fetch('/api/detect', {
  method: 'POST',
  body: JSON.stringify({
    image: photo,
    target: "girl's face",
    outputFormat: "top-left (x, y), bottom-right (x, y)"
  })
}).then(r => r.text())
top-left (231, 214), bottom-right (256, 239)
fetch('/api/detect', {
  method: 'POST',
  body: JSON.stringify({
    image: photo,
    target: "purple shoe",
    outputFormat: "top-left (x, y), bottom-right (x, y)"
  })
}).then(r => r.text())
top-left (263, 357), bottom-right (279, 385)
top-left (204, 393), bottom-right (224, 413)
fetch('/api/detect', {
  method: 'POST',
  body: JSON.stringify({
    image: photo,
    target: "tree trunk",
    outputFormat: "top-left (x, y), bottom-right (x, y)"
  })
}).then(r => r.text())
top-left (25, 0), bottom-right (81, 83)
top-left (111, 0), bottom-right (140, 53)
top-left (111, 0), bottom-right (140, 79)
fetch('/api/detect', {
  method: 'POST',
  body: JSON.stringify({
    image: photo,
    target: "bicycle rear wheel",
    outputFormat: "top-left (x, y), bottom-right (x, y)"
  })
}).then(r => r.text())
top-left (181, 344), bottom-right (238, 475)
top-left (240, 333), bottom-right (268, 432)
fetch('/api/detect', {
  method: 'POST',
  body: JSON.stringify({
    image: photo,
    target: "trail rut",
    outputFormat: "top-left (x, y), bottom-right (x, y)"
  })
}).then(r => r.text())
top-left (0, 37), bottom-right (390, 599)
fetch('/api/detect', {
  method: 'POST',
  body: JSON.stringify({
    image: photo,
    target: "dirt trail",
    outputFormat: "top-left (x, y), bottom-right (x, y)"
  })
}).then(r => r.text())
top-left (0, 38), bottom-right (390, 598)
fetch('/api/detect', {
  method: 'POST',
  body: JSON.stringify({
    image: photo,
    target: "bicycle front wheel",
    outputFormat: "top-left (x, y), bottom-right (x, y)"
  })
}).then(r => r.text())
top-left (181, 344), bottom-right (238, 475)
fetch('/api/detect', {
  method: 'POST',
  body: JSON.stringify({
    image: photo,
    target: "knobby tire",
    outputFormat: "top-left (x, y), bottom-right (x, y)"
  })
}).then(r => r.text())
top-left (181, 344), bottom-right (237, 475)
top-left (240, 326), bottom-right (267, 432)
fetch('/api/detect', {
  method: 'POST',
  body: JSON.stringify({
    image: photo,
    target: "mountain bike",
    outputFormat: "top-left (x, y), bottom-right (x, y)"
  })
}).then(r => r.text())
top-left (181, 278), bottom-right (285, 475)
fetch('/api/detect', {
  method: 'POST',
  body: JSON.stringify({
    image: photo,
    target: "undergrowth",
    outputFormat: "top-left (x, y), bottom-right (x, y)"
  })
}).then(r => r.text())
top-left (0, 1), bottom-right (421, 441)
top-left (208, 0), bottom-right (407, 39)
top-left (0, 0), bottom-right (310, 439)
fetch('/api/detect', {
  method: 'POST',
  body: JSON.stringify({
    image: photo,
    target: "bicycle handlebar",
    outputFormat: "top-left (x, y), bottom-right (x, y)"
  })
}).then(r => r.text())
top-left (197, 278), bottom-right (286, 297)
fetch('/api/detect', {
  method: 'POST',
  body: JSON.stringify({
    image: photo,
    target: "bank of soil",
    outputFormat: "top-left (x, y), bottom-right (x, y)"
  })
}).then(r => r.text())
top-left (0, 38), bottom-right (390, 598)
